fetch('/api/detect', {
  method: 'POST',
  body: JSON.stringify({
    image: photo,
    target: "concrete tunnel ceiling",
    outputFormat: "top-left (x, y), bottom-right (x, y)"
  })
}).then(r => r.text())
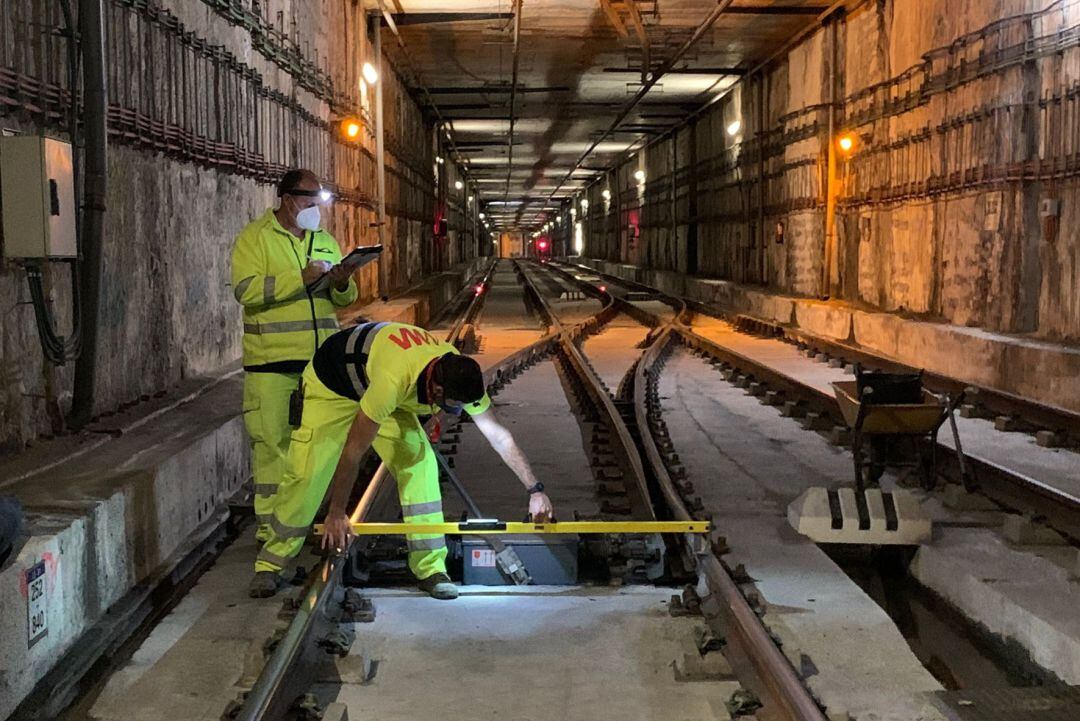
top-left (374, 0), bottom-right (832, 231)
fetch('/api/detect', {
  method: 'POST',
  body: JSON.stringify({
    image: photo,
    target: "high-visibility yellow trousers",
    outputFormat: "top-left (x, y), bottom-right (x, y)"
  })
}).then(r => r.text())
top-left (242, 371), bottom-right (301, 541)
top-left (255, 363), bottom-right (447, 580)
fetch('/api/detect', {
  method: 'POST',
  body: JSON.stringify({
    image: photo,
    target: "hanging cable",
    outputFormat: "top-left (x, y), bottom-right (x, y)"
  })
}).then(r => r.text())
top-left (21, 0), bottom-right (84, 366)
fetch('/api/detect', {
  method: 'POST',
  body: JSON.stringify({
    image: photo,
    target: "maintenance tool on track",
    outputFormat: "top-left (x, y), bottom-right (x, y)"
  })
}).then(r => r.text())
top-left (434, 449), bottom-right (532, 585)
top-left (318, 520), bottom-right (712, 535)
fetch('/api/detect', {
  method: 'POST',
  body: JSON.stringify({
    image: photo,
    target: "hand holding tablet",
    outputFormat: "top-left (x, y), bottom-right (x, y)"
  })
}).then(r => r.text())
top-left (307, 245), bottom-right (383, 293)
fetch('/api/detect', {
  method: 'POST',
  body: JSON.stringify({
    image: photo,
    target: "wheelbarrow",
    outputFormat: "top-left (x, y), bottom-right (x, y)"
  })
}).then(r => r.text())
top-left (832, 369), bottom-right (971, 493)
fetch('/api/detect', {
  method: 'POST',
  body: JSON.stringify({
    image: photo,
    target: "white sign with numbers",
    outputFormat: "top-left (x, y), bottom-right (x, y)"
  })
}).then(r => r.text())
top-left (26, 561), bottom-right (47, 648)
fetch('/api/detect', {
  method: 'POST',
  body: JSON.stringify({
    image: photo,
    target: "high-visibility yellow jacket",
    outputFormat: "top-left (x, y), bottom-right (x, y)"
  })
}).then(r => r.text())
top-left (231, 209), bottom-right (359, 371)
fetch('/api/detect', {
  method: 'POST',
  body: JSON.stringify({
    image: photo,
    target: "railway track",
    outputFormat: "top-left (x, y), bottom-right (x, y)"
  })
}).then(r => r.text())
top-left (554, 260), bottom-right (1080, 543)
top-left (92, 255), bottom-right (1077, 721)
top-left (518, 260), bottom-right (830, 721)
top-left (231, 261), bottom-right (501, 721)
top-left (231, 258), bottom-right (832, 721)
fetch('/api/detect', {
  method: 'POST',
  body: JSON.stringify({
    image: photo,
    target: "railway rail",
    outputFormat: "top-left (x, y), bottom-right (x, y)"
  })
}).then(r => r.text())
top-left (554, 260), bottom-right (1080, 543)
top-left (219, 254), bottom-right (1080, 721)
top-left (232, 258), bottom-right (833, 721)
top-left (519, 260), bottom-right (829, 721)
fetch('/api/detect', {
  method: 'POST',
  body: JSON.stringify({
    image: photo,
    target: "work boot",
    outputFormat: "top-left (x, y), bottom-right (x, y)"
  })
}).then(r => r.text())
top-left (417, 572), bottom-right (459, 600)
top-left (248, 571), bottom-right (282, 599)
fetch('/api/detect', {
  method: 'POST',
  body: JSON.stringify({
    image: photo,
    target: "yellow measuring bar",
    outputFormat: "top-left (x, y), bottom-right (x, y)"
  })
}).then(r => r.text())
top-left (313, 520), bottom-right (711, 535)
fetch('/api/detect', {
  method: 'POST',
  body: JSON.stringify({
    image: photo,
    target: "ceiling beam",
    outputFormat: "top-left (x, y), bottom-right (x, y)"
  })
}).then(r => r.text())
top-left (382, 12), bottom-right (514, 27)
top-left (504, 0), bottom-right (523, 203)
top-left (602, 66), bottom-right (746, 75)
top-left (455, 140), bottom-right (526, 148)
top-left (597, 0), bottom-right (629, 39)
top-left (622, 0), bottom-right (651, 82)
top-left (724, 5), bottom-right (829, 15)
top-left (421, 85), bottom-right (571, 95)
top-left (544, 0), bottom-right (739, 206)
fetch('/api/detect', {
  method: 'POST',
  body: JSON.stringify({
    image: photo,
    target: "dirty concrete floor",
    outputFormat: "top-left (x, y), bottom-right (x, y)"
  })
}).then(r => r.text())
top-left (689, 316), bottom-right (1080, 499)
top-left (448, 359), bottom-right (599, 521)
top-left (87, 532), bottom-right (314, 721)
top-left (582, 317), bottom-right (652, 391)
top-left (658, 348), bottom-right (948, 721)
top-left (329, 586), bottom-right (738, 721)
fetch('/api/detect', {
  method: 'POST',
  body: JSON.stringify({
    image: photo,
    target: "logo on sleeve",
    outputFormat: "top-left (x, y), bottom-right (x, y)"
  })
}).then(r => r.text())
top-left (387, 327), bottom-right (438, 350)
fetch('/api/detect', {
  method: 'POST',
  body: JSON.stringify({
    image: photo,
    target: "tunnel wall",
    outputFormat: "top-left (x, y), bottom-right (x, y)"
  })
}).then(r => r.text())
top-left (0, 0), bottom-right (475, 452)
top-left (579, 0), bottom-right (1080, 346)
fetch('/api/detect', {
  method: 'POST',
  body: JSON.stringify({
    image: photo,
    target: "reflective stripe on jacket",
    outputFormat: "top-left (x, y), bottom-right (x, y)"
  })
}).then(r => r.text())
top-left (231, 209), bottom-right (359, 367)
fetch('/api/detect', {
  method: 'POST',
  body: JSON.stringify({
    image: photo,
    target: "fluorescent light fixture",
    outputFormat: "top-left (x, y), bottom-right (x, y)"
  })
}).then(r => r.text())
top-left (454, 180), bottom-right (464, 190)
top-left (479, 212), bottom-right (485, 220)
top-left (726, 119), bottom-right (741, 136)
top-left (362, 62), bottom-right (379, 85)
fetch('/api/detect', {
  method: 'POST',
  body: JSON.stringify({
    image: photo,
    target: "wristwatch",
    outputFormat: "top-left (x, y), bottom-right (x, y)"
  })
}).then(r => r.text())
top-left (526, 482), bottom-right (545, 495)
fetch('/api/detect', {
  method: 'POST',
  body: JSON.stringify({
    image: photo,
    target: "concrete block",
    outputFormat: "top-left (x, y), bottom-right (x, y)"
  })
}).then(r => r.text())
top-left (323, 703), bottom-right (350, 721)
top-left (828, 426), bottom-right (851, 446)
top-left (0, 378), bottom-right (247, 719)
top-left (673, 651), bottom-right (734, 681)
top-left (794, 303), bottom-right (852, 342)
top-left (1001, 514), bottom-right (1067, 546)
top-left (787, 487), bottom-right (932, 545)
top-left (994, 415), bottom-right (1022, 432)
top-left (1035, 430), bottom-right (1064, 448)
top-left (780, 401), bottom-right (808, 418)
top-left (941, 484), bottom-right (999, 511)
top-left (799, 412), bottom-right (831, 430)
top-left (959, 404), bottom-right (982, 418)
top-left (762, 390), bottom-right (785, 406)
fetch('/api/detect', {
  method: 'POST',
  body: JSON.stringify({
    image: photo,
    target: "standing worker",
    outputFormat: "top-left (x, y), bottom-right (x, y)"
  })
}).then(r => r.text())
top-left (250, 321), bottom-right (554, 600)
top-left (232, 169), bottom-right (358, 544)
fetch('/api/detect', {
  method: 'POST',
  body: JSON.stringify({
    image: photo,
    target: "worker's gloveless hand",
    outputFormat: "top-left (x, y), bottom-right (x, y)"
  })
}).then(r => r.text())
top-left (326, 263), bottom-right (353, 291)
top-left (321, 510), bottom-right (353, 552)
top-left (528, 492), bottom-right (554, 523)
top-left (302, 260), bottom-right (333, 285)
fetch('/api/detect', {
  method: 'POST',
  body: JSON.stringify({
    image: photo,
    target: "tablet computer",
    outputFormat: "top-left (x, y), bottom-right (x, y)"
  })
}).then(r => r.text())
top-left (307, 244), bottom-right (383, 293)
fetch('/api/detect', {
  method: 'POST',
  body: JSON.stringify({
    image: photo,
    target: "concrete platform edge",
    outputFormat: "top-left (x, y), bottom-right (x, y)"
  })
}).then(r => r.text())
top-left (575, 258), bottom-right (1080, 414)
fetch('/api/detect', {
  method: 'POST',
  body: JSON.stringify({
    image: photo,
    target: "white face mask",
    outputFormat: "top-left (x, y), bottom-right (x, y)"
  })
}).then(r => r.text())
top-left (296, 205), bottom-right (321, 231)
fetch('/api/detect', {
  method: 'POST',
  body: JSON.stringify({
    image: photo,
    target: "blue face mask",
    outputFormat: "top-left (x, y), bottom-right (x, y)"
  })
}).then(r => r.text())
top-left (439, 401), bottom-right (463, 416)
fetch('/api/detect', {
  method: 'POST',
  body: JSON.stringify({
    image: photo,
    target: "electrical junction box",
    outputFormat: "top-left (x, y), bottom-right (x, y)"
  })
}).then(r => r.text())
top-left (458, 535), bottom-right (579, 585)
top-left (1, 136), bottom-right (77, 258)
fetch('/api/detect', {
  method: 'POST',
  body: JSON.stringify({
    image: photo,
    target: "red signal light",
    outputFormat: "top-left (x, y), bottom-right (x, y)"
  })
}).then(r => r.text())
top-left (538, 240), bottom-right (549, 250)
top-left (599, 285), bottom-right (607, 292)
top-left (474, 284), bottom-right (484, 295)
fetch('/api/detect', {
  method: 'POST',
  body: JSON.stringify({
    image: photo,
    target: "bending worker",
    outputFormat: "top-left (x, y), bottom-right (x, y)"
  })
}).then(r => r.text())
top-left (250, 321), bottom-right (554, 600)
top-left (232, 169), bottom-right (358, 542)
